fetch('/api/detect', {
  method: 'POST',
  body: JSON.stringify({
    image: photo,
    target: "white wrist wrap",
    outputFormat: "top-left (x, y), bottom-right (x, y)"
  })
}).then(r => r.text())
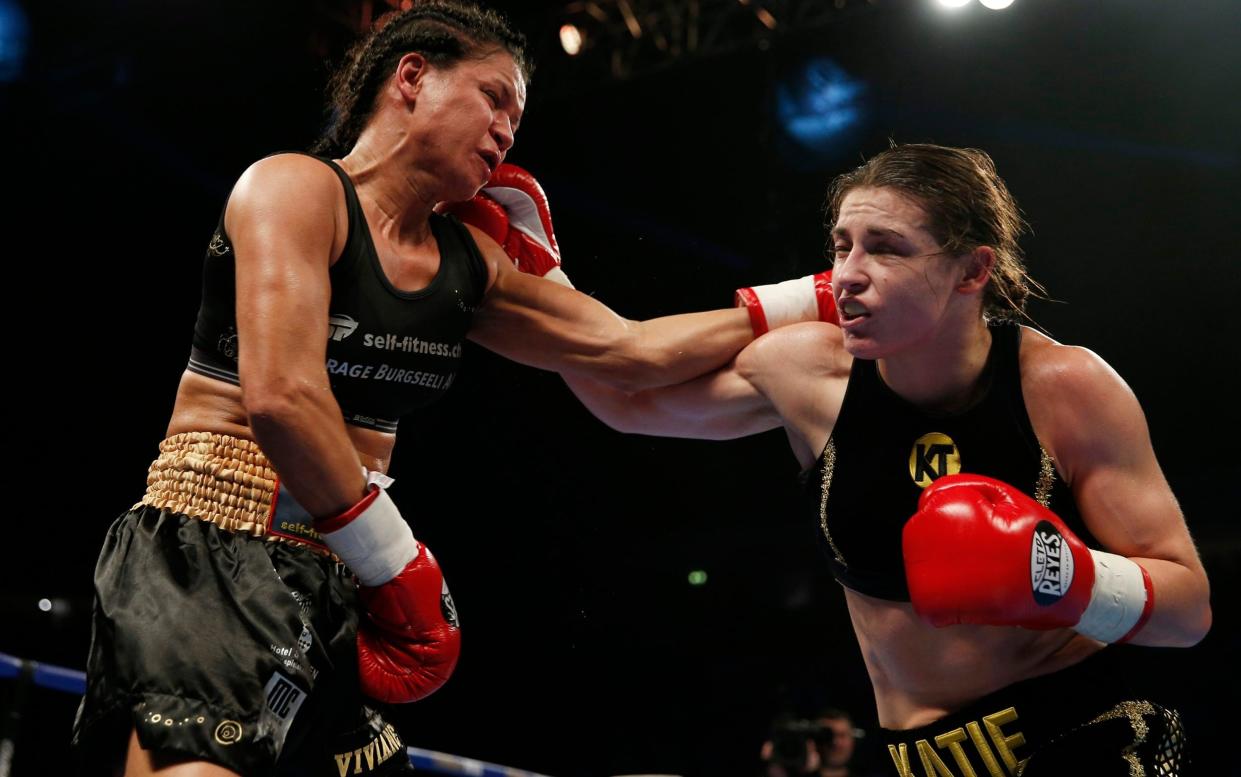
top-left (541, 266), bottom-right (574, 288)
top-left (320, 489), bottom-right (419, 587)
top-left (1075, 550), bottom-right (1149, 643)
top-left (753, 275), bottom-right (818, 331)
top-left (364, 466), bottom-right (394, 490)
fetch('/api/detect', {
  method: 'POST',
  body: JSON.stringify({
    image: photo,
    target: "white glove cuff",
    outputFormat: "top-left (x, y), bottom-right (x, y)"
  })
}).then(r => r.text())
top-left (752, 275), bottom-right (818, 331)
top-left (1075, 550), bottom-right (1150, 643)
top-left (541, 266), bottom-right (575, 288)
top-left (320, 489), bottom-right (419, 587)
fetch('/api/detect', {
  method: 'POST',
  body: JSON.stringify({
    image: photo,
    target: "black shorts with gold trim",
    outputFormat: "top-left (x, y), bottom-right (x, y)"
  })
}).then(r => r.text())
top-left (880, 651), bottom-right (1187, 777)
top-left (71, 436), bottom-right (417, 776)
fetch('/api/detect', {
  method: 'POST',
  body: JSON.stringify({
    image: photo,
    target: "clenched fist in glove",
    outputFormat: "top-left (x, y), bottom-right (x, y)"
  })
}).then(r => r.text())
top-left (445, 163), bottom-right (572, 287)
top-left (316, 484), bottom-right (461, 703)
top-left (902, 474), bottom-right (1154, 644)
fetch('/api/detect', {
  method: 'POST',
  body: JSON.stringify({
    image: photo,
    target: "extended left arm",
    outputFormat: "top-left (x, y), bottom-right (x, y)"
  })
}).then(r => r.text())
top-left (456, 164), bottom-right (834, 393)
top-left (469, 256), bottom-right (754, 393)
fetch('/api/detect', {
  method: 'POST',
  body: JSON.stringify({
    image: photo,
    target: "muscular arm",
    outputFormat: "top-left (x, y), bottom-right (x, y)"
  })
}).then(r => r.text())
top-left (560, 346), bottom-right (782, 440)
top-left (228, 154), bottom-right (368, 517)
top-left (1027, 340), bottom-right (1212, 647)
top-left (466, 227), bottom-right (755, 393)
top-left (560, 323), bottom-right (849, 459)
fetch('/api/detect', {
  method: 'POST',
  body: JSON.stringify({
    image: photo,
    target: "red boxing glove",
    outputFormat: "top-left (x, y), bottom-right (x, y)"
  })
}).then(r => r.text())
top-left (317, 487), bottom-right (461, 703)
top-left (355, 541), bottom-right (461, 705)
top-left (735, 271), bottom-right (838, 336)
top-left (903, 474), bottom-right (1154, 643)
top-left (445, 163), bottom-right (573, 287)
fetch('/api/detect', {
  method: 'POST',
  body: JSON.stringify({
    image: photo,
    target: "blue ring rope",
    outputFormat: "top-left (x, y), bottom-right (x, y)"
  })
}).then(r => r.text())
top-left (0, 651), bottom-right (554, 777)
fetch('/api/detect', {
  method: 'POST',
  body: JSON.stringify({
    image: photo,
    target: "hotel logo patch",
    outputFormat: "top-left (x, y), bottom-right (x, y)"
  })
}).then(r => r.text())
top-left (258, 671), bottom-right (307, 750)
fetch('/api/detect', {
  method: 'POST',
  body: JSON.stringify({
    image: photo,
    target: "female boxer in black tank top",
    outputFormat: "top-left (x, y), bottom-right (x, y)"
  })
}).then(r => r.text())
top-left (567, 143), bottom-right (1210, 776)
top-left (73, 4), bottom-right (791, 775)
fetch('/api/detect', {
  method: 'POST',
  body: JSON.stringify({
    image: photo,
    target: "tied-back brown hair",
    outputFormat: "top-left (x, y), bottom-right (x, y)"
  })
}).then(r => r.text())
top-left (825, 143), bottom-right (1044, 321)
top-left (312, 1), bottom-right (531, 158)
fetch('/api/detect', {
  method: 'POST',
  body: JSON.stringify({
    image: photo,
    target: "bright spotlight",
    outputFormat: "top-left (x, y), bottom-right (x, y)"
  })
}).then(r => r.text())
top-left (979, 0), bottom-right (1014, 7)
top-left (559, 23), bottom-right (584, 56)
top-left (935, 0), bottom-right (971, 7)
top-left (38, 598), bottom-right (52, 612)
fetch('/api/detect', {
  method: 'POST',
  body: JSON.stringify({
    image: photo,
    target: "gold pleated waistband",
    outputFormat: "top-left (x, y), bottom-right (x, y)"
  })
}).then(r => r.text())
top-left (137, 431), bottom-right (284, 541)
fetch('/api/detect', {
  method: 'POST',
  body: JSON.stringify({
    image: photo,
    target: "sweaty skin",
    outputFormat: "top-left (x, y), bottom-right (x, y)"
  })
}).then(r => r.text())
top-left (565, 186), bottom-right (1210, 729)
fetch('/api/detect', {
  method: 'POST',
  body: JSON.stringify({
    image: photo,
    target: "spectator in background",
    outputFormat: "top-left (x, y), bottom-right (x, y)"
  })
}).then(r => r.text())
top-left (762, 707), bottom-right (879, 777)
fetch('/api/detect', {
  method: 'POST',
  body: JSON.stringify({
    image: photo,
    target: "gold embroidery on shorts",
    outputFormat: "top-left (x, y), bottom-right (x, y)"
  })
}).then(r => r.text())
top-left (916, 739), bottom-right (956, 776)
top-left (1034, 448), bottom-right (1056, 507)
top-left (213, 720), bottom-right (243, 745)
top-left (887, 742), bottom-right (915, 777)
top-left (983, 708), bottom-right (1027, 775)
top-left (965, 721), bottom-right (1007, 777)
top-left (888, 707), bottom-right (1027, 777)
top-left (818, 439), bottom-right (847, 566)
top-left (333, 722), bottom-right (404, 775)
top-left (1087, 700), bottom-right (1155, 777)
top-left (934, 728), bottom-right (980, 777)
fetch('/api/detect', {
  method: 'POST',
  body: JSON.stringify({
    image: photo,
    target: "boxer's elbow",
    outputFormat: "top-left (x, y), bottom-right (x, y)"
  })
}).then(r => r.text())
top-left (1191, 603), bottom-right (1212, 646)
top-left (1160, 572), bottom-right (1212, 648)
top-left (1179, 563), bottom-right (1213, 646)
top-left (1163, 605), bottom-right (1212, 648)
top-left (564, 377), bottom-right (654, 435)
top-left (589, 409), bottom-right (649, 435)
top-left (1182, 588), bottom-right (1212, 647)
top-left (241, 373), bottom-right (329, 432)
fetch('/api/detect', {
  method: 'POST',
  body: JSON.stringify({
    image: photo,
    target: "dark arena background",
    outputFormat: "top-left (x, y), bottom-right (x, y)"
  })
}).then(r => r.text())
top-left (3, 1), bottom-right (1239, 775)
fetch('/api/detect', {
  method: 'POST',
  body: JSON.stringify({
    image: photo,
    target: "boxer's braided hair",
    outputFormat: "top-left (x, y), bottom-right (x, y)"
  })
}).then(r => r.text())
top-left (826, 143), bottom-right (1045, 322)
top-left (312, 1), bottom-right (530, 157)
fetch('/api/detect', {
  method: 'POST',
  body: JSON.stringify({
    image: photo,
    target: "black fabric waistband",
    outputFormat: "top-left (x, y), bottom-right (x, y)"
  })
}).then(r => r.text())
top-left (186, 349), bottom-right (399, 433)
top-left (880, 650), bottom-right (1133, 776)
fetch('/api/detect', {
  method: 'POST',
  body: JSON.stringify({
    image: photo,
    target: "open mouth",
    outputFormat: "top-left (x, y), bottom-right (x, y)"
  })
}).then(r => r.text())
top-left (838, 298), bottom-right (870, 323)
top-left (478, 151), bottom-right (500, 174)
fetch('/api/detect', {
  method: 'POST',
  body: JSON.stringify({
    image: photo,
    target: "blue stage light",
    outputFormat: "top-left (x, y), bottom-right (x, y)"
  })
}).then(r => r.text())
top-left (0, 0), bottom-right (28, 82)
top-left (775, 58), bottom-right (868, 158)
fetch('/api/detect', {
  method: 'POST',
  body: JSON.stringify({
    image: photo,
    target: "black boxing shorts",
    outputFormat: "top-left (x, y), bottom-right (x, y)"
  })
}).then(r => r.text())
top-left (879, 650), bottom-right (1187, 777)
top-left (71, 505), bottom-right (412, 775)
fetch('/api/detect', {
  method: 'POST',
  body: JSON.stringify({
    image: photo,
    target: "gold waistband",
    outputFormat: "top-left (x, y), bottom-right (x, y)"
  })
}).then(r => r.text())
top-left (137, 431), bottom-right (281, 540)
